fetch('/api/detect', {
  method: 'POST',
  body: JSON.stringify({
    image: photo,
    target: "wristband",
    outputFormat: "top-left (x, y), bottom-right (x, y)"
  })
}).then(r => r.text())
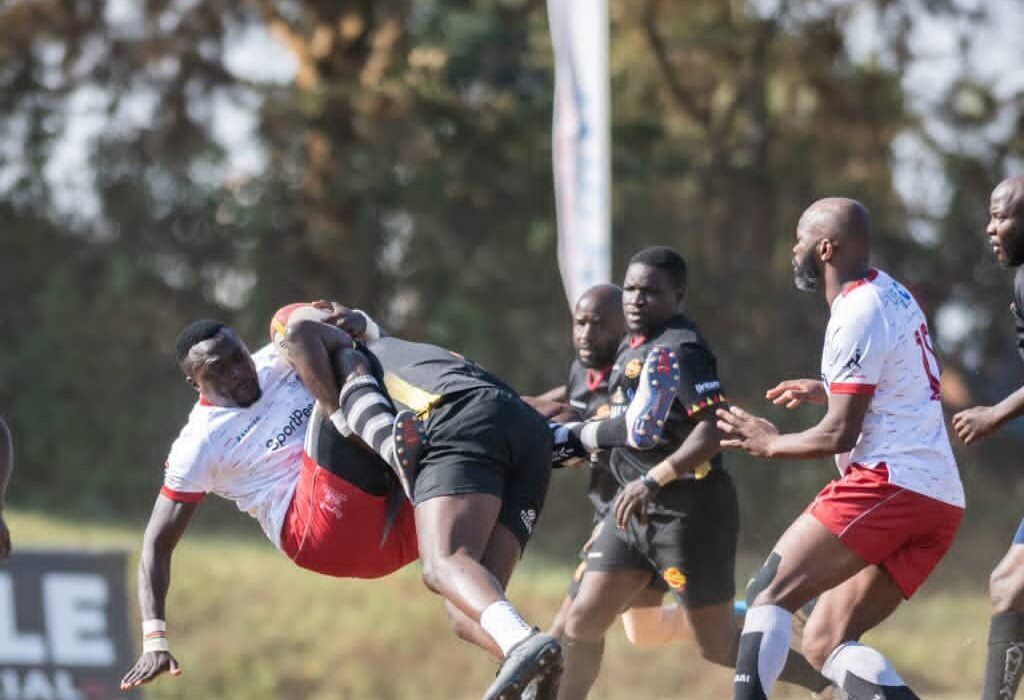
top-left (142, 619), bottom-right (169, 653)
top-left (645, 461), bottom-right (677, 486)
top-left (640, 474), bottom-right (662, 492)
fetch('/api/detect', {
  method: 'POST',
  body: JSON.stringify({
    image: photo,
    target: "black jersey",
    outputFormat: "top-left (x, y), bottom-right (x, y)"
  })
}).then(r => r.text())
top-left (607, 314), bottom-right (727, 516)
top-left (1014, 267), bottom-right (1024, 363)
top-left (566, 359), bottom-right (619, 520)
top-left (363, 336), bottom-right (508, 417)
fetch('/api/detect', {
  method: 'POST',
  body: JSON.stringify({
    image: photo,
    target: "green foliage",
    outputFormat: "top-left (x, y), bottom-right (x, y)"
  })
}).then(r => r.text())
top-left (0, 0), bottom-right (1021, 541)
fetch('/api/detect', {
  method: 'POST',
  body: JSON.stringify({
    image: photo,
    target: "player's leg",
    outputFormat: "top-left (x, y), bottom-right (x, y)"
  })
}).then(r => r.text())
top-left (415, 388), bottom-right (559, 699)
top-left (801, 565), bottom-right (915, 699)
top-left (981, 521), bottom-right (1024, 700)
top-left (556, 346), bottom-right (681, 458)
top-left (549, 562), bottom-right (586, 641)
top-left (620, 587), bottom-right (689, 648)
top-left (736, 514), bottom-right (868, 699)
top-left (559, 568), bottom-right (653, 700)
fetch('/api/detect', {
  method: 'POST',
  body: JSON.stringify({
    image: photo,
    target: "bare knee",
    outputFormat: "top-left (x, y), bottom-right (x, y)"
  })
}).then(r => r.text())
top-left (801, 626), bottom-right (840, 670)
top-left (565, 598), bottom-right (612, 642)
top-left (697, 636), bottom-right (736, 668)
top-left (420, 555), bottom-right (447, 596)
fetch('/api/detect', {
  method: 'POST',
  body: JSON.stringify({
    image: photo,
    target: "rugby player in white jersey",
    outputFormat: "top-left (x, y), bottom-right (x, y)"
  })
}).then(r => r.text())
top-left (717, 198), bottom-right (965, 700)
top-left (119, 310), bottom-right (421, 691)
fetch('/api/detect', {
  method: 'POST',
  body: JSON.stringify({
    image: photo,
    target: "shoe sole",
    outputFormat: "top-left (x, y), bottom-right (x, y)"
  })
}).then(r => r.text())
top-left (626, 347), bottom-right (680, 449)
top-left (489, 644), bottom-right (563, 700)
top-left (392, 410), bottom-right (422, 500)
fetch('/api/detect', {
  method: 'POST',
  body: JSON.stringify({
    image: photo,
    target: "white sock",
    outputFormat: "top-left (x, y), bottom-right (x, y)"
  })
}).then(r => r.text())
top-left (480, 600), bottom-right (534, 656)
top-left (737, 604), bottom-right (793, 697)
top-left (580, 422), bottom-right (601, 451)
top-left (821, 641), bottom-right (906, 689)
top-left (329, 408), bottom-right (352, 436)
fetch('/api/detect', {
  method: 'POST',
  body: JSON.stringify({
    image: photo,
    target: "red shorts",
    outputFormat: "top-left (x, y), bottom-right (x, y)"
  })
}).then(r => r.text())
top-left (280, 454), bottom-right (419, 578)
top-left (808, 463), bottom-right (963, 598)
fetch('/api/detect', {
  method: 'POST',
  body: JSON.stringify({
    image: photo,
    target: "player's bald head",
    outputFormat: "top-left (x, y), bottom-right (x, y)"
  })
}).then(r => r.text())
top-left (992, 177), bottom-right (1024, 212)
top-left (575, 283), bottom-right (622, 315)
top-left (577, 286), bottom-right (622, 315)
top-left (797, 197), bottom-right (873, 250)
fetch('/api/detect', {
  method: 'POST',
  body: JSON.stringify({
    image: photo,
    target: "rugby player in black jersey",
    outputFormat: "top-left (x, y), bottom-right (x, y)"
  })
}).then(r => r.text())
top-left (953, 176), bottom-right (1024, 700)
top-left (314, 311), bottom-right (563, 700)
top-left (533, 283), bottom-right (694, 652)
top-left (557, 247), bottom-right (827, 700)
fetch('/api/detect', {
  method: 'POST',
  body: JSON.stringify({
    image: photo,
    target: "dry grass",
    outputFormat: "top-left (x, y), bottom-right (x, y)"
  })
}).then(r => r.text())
top-left (7, 509), bottom-right (992, 699)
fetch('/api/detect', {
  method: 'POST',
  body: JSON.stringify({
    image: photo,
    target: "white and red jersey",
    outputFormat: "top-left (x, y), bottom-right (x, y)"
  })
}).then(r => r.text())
top-left (821, 269), bottom-right (964, 508)
top-left (162, 344), bottom-right (316, 549)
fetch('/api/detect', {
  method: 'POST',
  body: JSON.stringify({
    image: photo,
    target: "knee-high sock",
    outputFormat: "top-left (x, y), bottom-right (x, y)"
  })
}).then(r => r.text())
top-left (982, 611), bottom-right (1024, 700)
top-left (577, 418), bottom-right (627, 451)
top-left (822, 641), bottom-right (919, 699)
top-left (557, 637), bottom-right (604, 700)
top-left (734, 605), bottom-right (793, 700)
top-left (337, 374), bottom-right (400, 468)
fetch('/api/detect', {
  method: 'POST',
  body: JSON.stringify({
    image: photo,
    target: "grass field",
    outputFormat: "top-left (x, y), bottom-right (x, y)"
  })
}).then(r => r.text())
top-left (7, 509), bottom-right (990, 699)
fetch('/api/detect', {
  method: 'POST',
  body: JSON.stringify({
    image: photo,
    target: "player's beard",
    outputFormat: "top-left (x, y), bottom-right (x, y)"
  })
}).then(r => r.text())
top-left (793, 248), bottom-right (820, 292)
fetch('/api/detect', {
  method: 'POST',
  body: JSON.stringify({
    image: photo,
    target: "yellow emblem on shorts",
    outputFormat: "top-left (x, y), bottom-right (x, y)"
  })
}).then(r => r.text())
top-left (595, 403), bottom-right (611, 419)
top-left (663, 567), bottom-right (687, 590)
top-left (694, 463), bottom-right (711, 479)
top-left (624, 358), bottom-right (643, 380)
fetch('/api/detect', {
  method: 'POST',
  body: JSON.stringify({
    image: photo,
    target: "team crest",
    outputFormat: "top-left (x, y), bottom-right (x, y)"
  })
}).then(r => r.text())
top-left (624, 358), bottom-right (644, 380)
top-left (663, 567), bottom-right (687, 590)
top-left (693, 463), bottom-right (712, 480)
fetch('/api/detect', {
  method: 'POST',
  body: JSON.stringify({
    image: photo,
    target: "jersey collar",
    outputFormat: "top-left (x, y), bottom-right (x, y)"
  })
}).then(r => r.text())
top-left (586, 366), bottom-right (611, 391)
top-left (840, 269), bottom-right (879, 297)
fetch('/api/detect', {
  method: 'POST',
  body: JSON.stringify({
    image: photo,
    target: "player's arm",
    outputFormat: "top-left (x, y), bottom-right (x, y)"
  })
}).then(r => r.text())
top-left (0, 417), bottom-right (12, 558)
top-left (717, 392), bottom-right (871, 459)
top-left (614, 412), bottom-right (720, 528)
top-left (535, 385), bottom-right (568, 403)
top-left (120, 494), bottom-right (199, 690)
top-left (952, 384), bottom-right (1024, 446)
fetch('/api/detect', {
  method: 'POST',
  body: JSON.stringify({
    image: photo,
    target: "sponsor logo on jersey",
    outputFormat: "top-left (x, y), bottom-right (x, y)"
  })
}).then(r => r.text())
top-left (594, 403), bottom-right (611, 419)
top-left (624, 358), bottom-right (643, 380)
top-left (662, 566), bottom-right (687, 590)
top-left (265, 402), bottom-right (315, 451)
top-left (842, 348), bottom-right (863, 373)
top-left (694, 380), bottom-right (721, 394)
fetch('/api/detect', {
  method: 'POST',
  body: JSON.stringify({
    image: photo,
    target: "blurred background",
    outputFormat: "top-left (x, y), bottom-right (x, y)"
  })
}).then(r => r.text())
top-left (1, 0), bottom-right (1023, 697)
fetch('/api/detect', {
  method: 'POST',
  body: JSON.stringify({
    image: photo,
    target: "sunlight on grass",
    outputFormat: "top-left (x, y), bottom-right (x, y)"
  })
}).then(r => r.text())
top-left (5, 510), bottom-right (991, 699)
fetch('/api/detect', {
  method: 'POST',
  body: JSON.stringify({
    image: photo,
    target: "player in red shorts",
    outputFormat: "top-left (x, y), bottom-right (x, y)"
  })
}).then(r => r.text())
top-left (120, 310), bottom-right (420, 691)
top-left (952, 176), bottom-right (1024, 700)
top-left (718, 198), bottom-right (964, 700)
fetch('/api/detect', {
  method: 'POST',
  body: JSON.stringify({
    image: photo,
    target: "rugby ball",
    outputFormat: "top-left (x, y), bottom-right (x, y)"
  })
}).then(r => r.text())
top-left (269, 302), bottom-right (331, 357)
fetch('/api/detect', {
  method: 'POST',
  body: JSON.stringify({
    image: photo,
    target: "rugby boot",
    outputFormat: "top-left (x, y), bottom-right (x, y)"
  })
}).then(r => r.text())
top-left (389, 410), bottom-right (422, 500)
top-left (483, 631), bottom-right (563, 700)
top-left (625, 345), bottom-right (680, 449)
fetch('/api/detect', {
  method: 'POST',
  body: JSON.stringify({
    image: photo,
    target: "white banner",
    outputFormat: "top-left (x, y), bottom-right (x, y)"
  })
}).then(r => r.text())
top-left (548, 0), bottom-right (612, 307)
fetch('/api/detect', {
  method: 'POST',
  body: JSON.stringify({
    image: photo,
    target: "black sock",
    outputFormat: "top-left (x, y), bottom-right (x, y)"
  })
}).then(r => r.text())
top-left (556, 637), bottom-right (604, 700)
top-left (778, 651), bottom-right (830, 694)
top-left (338, 374), bottom-right (399, 468)
top-left (843, 672), bottom-right (920, 699)
top-left (982, 611), bottom-right (1024, 700)
top-left (734, 630), bottom-right (768, 700)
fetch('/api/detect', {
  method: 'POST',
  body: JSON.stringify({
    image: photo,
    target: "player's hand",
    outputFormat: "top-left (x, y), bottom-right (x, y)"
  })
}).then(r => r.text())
top-left (716, 406), bottom-right (779, 457)
top-left (765, 379), bottom-right (827, 409)
top-left (952, 405), bottom-right (1001, 446)
top-left (120, 651), bottom-right (182, 690)
top-left (311, 301), bottom-right (368, 338)
top-left (614, 479), bottom-right (655, 529)
top-left (0, 512), bottom-right (11, 559)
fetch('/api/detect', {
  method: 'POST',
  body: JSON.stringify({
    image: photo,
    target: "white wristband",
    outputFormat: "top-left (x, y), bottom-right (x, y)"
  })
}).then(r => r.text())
top-left (142, 619), bottom-right (169, 653)
top-left (354, 310), bottom-right (381, 341)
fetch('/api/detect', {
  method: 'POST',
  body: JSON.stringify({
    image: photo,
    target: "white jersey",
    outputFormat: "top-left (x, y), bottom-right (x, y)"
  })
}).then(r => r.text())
top-left (821, 269), bottom-right (964, 507)
top-left (163, 344), bottom-right (316, 549)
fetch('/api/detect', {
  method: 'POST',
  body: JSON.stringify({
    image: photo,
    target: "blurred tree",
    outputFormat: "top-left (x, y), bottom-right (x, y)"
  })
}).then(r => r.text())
top-left (0, 0), bottom-right (1020, 565)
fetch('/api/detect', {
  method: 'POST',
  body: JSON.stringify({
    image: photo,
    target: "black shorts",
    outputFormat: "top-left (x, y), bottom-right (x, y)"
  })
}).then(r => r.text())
top-left (566, 520), bottom-right (670, 599)
top-left (584, 467), bottom-right (739, 608)
top-left (415, 387), bottom-right (553, 548)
